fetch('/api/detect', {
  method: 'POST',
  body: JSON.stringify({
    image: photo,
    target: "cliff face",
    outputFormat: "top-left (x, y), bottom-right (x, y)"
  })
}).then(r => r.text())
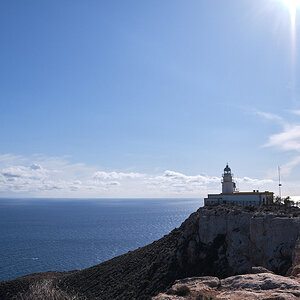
top-left (192, 208), bottom-right (300, 275)
top-left (153, 206), bottom-right (300, 283)
top-left (1, 206), bottom-right (300, 300)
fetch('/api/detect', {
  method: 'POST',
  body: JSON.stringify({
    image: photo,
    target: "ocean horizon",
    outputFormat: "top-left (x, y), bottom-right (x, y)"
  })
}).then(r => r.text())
top-left (0, 198), bottom-right (203, 282)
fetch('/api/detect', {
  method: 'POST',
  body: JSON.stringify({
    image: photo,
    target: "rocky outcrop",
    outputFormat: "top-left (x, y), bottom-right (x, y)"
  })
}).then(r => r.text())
top-left (157, 206), bottom-right (300, 282)
top-left (0, 205), bottom-right (299, 299)
top-left (193, 207), bottom-right (300, 275)
top-left (153, 273), bottom-right (300, 300)
top-left (290, 236), bottom-right (300, 276)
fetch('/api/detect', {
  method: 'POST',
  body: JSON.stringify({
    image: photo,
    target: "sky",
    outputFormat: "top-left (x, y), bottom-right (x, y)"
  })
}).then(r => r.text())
top-left (0, 0), bottom-right (300, 198)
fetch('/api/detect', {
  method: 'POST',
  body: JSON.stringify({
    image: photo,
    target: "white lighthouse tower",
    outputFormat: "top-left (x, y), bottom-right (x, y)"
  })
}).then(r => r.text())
top-left (222, 164), bottom-right (236, 194)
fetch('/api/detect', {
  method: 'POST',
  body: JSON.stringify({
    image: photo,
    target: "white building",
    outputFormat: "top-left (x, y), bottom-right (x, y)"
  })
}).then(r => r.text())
top-left (204, 164), bottom-right (274, 206)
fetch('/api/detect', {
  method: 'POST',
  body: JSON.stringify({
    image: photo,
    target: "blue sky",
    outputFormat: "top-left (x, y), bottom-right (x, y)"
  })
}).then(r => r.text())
top-left (1, 0), bottom-right (300, 198)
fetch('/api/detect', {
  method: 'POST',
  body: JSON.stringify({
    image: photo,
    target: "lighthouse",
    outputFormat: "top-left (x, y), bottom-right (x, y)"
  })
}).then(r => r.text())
top-left (222, 164), bottom-right (236, 194)
top-left (204, 164), bottom-right (274, 206)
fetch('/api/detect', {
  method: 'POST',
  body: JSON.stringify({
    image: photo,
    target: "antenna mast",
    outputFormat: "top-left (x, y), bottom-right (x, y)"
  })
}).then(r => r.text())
top-left (236, 174), bottom-right (239, 192)
top-left (278, 166), bottom-right (282, 198)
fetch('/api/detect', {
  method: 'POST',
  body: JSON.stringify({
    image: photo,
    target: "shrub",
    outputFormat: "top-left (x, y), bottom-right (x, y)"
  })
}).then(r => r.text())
top-left (196, 295), bottom-right (214, 300)
top-left (175, 285), bottom-right (190, 296)
top-left (143, 279), bottom-right (150, 286)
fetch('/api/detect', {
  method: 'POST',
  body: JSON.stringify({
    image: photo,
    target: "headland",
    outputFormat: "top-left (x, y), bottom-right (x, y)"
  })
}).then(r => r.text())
top-left (1, 204), bottom-right (300, 299)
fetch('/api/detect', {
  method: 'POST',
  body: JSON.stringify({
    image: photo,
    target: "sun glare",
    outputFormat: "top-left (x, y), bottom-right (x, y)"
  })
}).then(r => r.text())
top-left (280, 0), bottom-right (299, 48)
top-left (281, 0), bottom-right (300, 25)
top-left (280, 0), bottom-right (299, 102)
top-left (282, 0), bottom-right (300, 11)
top-left (281, 0), bottom-right (300, 18)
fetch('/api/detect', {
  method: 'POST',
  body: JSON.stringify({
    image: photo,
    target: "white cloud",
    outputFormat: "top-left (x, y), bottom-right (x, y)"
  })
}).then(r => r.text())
top-left (238, 176), bottom-right (273, 185)
top-left (149, 170), bottom-right (220, 188)
top-left (280, 156), bottom-right (300, 176)
top-left (145, 170), bottom-right (221, 195)
top-left (257, 110), bottom-right (300, 154)
top-left (289, 110), bottom-right (300, 116)
top-left (236, 176), bottom-right (275, 192)
top-left (257, 110), bottom-right (300, 180)
top-left (0, 153), bottom-right (274, 198)
top-left (255, 111), bottom-right (285, 125)
top-left (93, 171), bottom-right (143, 180)
top-left (264, 125), bottom-right (300, 152)
top-left (1, 165), bottom-right (48, 180)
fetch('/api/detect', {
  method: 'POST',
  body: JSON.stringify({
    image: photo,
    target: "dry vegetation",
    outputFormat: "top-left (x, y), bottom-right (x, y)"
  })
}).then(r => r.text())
top-left (12, 279), bottom-right (85, 300)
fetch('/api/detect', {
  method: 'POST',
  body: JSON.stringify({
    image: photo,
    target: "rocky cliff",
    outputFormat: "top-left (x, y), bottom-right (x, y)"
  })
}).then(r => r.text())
top-left (1, 205), bottom-right (300, 299)
top-left (185, 206), bottom-right (300, 276)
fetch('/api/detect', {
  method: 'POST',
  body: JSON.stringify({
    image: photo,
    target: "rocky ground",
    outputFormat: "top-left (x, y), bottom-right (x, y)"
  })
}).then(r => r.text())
top-left (0, 205), bottom-right (300, 299)
top-left (153, 272), bottom-right (300, 300)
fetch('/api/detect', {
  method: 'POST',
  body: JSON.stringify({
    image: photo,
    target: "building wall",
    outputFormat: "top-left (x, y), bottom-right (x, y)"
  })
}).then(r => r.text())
top-left (222, 181), bottom-right (234, 194)
top-left (222, 174), bottom-right (234, 193)
top-left (204, 193), bottom-right (273, 206)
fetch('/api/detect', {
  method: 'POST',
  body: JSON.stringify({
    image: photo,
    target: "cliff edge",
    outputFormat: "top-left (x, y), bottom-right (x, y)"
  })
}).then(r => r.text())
top-left (1, 205), bottom-right (300, 299)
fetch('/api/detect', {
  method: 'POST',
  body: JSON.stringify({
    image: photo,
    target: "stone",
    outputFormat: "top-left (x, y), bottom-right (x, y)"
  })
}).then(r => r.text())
top-left (196, 208), bottom-right (300, 275)
top-left (249, 266), bottom-right (274, 274)
top-left (153, 273), bottom-right (300, 300)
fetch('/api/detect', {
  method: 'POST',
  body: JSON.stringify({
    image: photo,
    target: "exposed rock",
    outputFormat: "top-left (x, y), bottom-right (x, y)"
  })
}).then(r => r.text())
top-left (196, 207), bottom-right (300, 275)
top-left (153, 273), bottom-right (300, 300)
top-left (291, 265), bottom-right (300, 277)
top-left (249, 266), bottom-right (274, 274)
top-left (290, 237), bottom-right (300, 276)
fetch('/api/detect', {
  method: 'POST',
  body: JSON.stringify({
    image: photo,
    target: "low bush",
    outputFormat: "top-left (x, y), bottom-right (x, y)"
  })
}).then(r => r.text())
top-left (196, 295), bottom-right (214, 300)
top-left (175, 285), bottom-right (190, 296)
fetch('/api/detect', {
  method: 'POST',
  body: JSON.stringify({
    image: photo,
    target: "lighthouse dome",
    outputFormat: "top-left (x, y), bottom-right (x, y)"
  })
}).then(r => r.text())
top-left (224, 164), bottom-right (231, 173)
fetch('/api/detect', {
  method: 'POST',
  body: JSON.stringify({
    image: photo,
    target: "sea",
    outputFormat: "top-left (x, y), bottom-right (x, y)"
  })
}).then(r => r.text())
top-left (0, 198), bottom-right (203, 282)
